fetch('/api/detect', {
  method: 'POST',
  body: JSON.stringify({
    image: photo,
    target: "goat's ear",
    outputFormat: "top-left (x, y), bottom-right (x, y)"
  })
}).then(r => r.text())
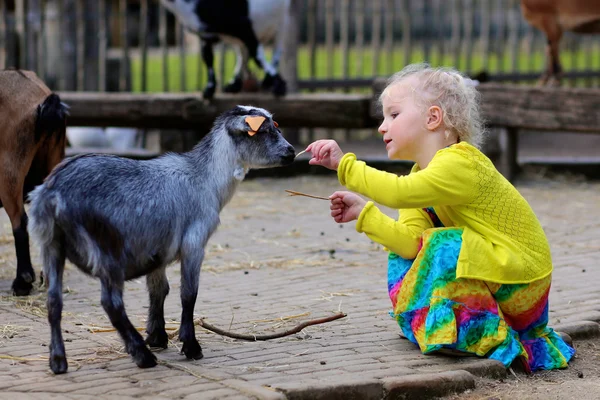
top-left (245, 116), bottom-right (266, 136)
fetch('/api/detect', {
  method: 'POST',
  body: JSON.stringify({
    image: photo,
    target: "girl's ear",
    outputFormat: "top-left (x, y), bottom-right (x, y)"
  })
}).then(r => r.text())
top-left (425, 106), bottom-right (443, 131)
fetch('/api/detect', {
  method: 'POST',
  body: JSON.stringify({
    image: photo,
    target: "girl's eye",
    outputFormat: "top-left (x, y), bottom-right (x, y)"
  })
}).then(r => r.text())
top-left (391, 113), bottom-right (399, 119)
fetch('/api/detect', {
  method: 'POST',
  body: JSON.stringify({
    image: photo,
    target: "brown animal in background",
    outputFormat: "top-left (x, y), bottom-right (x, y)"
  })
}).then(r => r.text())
top-left (521, 0), bottom-right (600, 85)
top-left (0, 69), bottom-right (69, 296)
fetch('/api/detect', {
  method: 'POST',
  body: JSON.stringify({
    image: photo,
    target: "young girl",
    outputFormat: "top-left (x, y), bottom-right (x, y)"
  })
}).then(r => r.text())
top-left (305, 63), bottom-right (574, 373)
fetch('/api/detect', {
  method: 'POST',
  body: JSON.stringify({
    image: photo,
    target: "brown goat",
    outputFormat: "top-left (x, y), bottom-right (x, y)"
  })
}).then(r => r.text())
top-left (0, 69), bottom-right (69, 296)
top-left (521, 0), bottom-right (600, 85)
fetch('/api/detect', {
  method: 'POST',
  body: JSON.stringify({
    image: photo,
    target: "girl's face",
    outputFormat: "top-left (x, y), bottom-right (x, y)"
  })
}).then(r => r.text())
top-left (378, 79), bottom-right (427, 161)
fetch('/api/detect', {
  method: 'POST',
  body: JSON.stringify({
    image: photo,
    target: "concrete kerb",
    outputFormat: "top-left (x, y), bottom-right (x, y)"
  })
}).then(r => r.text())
top-left (271, 370), bottom-right (477, 400)
top-left (554, 321), bottom-right (600, 341)
top-left (265, 322), bottom-right (600, 400)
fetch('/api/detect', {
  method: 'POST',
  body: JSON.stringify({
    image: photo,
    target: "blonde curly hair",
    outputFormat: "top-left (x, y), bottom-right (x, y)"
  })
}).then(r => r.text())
top-left (379, 63), bottom-right (486, 149)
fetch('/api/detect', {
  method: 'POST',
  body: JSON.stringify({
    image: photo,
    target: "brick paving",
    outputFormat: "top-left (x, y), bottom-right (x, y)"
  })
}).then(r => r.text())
top-left (0, 169), bottom-right (599, 399)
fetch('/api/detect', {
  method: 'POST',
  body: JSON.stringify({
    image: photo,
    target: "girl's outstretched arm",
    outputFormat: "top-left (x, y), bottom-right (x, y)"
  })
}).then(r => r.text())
top-left (337, 149), bottom-right (477, 209)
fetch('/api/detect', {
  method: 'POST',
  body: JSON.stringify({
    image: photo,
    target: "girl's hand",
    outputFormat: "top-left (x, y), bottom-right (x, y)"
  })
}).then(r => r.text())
top-left (329, 191), bottom-right (367, 223)
top-left (305, 140), bottom-right (344, 171)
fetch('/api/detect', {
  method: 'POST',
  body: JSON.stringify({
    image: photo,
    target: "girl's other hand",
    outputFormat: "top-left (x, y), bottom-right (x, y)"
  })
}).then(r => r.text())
top-left (305, 140), bottom-right (344, 171)
top-left (329, 191), bottom-right (367, 223)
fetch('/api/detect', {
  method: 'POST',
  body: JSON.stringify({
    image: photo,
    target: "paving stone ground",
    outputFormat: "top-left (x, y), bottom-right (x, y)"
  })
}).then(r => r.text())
top-left (0, 167), bottom-right (599, 399)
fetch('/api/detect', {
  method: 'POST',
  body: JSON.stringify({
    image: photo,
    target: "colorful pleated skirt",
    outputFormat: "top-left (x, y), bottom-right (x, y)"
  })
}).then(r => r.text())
top-left (388, 225), bottom-right (575, 373)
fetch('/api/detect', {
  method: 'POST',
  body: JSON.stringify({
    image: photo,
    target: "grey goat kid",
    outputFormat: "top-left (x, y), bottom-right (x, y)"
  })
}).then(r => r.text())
top-left (28, 106), bottom-right (295, 374)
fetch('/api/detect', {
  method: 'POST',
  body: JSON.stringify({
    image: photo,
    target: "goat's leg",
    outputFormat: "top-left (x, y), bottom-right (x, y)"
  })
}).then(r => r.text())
top-left (236, 22), bottom-right (287, 97)
top-left (201, 38), bottom-right (218, 99)
top-left (1, 177), bottom-right (35, 296)
top-left (179, 248), bottom-right (204, 360)
top-left (100, 277), bottom-right (157, 368)
top-left (223, 46), bottom-right (246, 93)
top-left (539, 19), bottom-right (563, 86)
top-left (45, 237), bottom-right (67, 374)
top-left (145, 267), bottom-right (170, 349)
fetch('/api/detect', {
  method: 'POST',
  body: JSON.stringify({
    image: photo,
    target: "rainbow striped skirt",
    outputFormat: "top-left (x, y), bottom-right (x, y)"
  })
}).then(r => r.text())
top-left (388, 225), bottom-right (575, 373)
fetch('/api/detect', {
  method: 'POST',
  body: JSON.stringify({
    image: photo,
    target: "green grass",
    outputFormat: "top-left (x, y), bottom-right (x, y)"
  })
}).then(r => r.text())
top-left (130, 45), bottom-right (600, 93)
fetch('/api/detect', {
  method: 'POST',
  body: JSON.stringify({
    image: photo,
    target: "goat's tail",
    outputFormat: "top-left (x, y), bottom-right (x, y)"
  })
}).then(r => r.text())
top-left (28, 184), bottom-right (60, 250)
top-left (35, 93), bottom-right (69, 142)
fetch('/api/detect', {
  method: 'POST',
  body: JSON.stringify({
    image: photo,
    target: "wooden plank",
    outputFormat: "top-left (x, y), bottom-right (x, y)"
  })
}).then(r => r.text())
top-left (307, 0), bottom-right (317, 82)
top-left (38, 0), bottom-right (46, 81)
top-left (384, 0), bottom-right (393, 73)
top-left (15, 0), bottom-right (27, 69)
top-left (98, 0), bottom-right (107, 92)
top-left (176, 20), bottom-right (186, 91)
top-left (400, 0), bottom-right (411, 66)
top-left (325, 0), bottom-right (334, 82)
top-left (354, 0), bottom-right (365, 76)
top-left (340, 0), bottom-right (350, 85)
top-left (0, 0), bottom-right (6, 68)
top-left (119, 0), bottom-right (129, 92)
top-left (371, 0), bottom-right (382, 75)
top-left (159, 2), bottom-right (169, 91)
top-left (479, 0), bottom-right (491, 72)
top-left (139, 0), bottom-right (148, 92)
top-left (372, 78), bottom-right (600, 132)
top-left (76, 0), bottom-right (85, 90)
top-left (463, 0), bottom-right (474, 73)
top-left (57, 92), bottom-right (376, 130)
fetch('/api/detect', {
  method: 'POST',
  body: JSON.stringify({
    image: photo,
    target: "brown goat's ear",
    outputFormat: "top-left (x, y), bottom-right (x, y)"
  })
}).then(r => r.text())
top-left (245, 116), bottom-right (266, 136)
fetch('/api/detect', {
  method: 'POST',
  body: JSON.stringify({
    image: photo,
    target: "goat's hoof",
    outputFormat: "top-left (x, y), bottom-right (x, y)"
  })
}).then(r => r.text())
top-left (261, 74), bottom-right (275, 90)
top-left (223, 78), bottom-right (243, 93)
top-left (146, 330), bottom-right (169, 349)
top-left (182, 340), bottom-right (203, 360)
top-left (12, 278), bottom-right (34, 296)
top-left (133, 347), bottom-right (157, 369)
top-left (203, 86), bottom-right (216, 100)
top-left (49, 353), bottom-right (68, 374)
top-left (271, 77), bottom-right (287, 97)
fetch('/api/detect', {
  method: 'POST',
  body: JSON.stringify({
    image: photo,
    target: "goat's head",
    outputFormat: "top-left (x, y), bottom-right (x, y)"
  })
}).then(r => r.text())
top-left (217, 105), bottom-right (296, 169)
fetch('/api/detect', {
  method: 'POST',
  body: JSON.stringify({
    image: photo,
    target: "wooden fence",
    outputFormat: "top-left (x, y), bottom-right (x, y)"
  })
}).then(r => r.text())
top-left (3, 0), bottom-right (600, 94)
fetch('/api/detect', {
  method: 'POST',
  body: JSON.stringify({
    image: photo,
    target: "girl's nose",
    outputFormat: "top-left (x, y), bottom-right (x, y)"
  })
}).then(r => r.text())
top-left (378, 121), bottom-right (387, 135)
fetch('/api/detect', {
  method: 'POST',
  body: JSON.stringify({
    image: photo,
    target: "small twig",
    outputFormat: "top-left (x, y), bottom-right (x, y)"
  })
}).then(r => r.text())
top-left (295, 149), bottom-right (307, 158)
top-left (285, 190), bottom-right (329, 201)
top-left (169, 312), bottom-right (346, 341)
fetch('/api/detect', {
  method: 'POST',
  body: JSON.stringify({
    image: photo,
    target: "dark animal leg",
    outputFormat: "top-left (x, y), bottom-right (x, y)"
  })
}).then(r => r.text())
top-left (235, 20), bottom-right (287, 97)
top-left (179, 248), bottom-right (204, 360)
top-left (46, 237), bottom-right (68, 374)
top-left (1, 176), bottom-right (35, 296)
top-left (145, 268), bottom-right (170, 349)
top-left (539, 19), bottom-right (563, 86)
top-left (201, 38), bottom-right (218, 99)
top-left (101, 277), bottom-right (157, 368)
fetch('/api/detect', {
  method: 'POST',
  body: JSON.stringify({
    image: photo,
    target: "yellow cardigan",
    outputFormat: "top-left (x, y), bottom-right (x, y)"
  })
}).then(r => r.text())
top-left (338, 142), bottom-right (552, 284)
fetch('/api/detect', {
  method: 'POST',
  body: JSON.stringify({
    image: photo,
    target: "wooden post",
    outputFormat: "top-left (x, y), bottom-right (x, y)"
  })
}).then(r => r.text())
top-left (0, 0), bottom-right (6, 68)
top-left (281, 0), bottom-right (300, 142)
top-left (400, 0), bottom-right (411, 66)
top-left (497, 127), bottom-right (519, 181)
top-left (98, 0), bottom-right (107, 92)
top-left (84, 0), bottom-right (99, 90)
top-left (159, 2), bottom-right (169, 92)
top-left (62, 0), bottom-right (77, 91)
top-left (140, 0), bottom-right (148, 92)
top-left (119, 0), bottom-right (129, 92)
top-left (76, 0), bottom-right (85, 90)
top-left (15, 0), bottom-right (27, 69)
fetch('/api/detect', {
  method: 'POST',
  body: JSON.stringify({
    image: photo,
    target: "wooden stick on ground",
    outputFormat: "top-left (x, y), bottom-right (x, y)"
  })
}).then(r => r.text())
top-left (168, 312), bottom-right (347, 341)
top-left (285, 190), bottom-right (330, 201)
